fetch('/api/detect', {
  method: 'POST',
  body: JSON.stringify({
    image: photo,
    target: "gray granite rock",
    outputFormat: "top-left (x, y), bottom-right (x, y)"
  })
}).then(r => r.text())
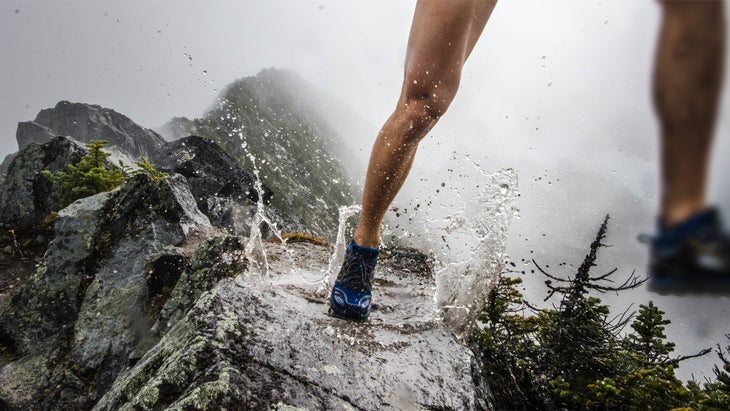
top-left (16, 101), bottom-right (165, 158)
top-left (0, 136), bottom-right (85, 230)
top-left (0, 173), bottom-right (213, 410)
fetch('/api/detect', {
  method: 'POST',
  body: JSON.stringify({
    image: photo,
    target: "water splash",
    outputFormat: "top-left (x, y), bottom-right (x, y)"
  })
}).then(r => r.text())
top-left (327, 205), bottom-right (362, 279)
top-left (238, 132), bottom-right (283, 279)
top-left (432, 166), bottom-right (518, 338)
top-left (379, 155), bottom-right (518, 338)
top-left (243, 166), bottom-right (269, 277)
top-left (307, 204), bottom-right (362, 296)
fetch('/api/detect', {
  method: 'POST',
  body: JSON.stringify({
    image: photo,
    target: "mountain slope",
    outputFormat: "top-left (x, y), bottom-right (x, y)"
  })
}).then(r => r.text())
top-left (159, 68), bottom-right (356, 238)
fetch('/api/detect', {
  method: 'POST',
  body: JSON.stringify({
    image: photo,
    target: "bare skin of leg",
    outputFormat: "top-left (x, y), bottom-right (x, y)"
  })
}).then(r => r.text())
top-left (654, 0), bottom-right (725, 228)
top-left (353, 0), bottom-right (497, 248)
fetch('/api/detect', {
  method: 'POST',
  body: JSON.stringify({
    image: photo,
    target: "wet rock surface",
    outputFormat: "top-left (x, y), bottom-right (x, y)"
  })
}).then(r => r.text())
top-left (95, 243), bottom-right (489, 410)
top-left (0, 167), bottom-right (492, 409)
top-left (1, 206), bottom-right (491, 410)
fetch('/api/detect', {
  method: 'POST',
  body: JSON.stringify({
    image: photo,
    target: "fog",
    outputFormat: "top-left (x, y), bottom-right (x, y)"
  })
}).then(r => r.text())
top-left (2, 1), bottom-right (730, 381)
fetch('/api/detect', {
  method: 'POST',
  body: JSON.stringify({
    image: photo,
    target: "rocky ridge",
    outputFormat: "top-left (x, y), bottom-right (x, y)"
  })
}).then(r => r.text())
top-left (0, 70), bottom-right (498, 410)
top-left (0, 100), bottom-right (166, 187)
top-left (0, 142), bottom-right (492, 409)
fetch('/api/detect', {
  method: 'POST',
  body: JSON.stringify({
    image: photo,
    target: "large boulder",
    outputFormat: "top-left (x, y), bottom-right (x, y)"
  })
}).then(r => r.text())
top-left (151, 135), bottom-right (270, 206)
top-left (0, 136), bottom-right (85, 231)
top-left (0, 173), bottom-right (212, 410)
top-left (16, 101), bottom-right (165, 159)
top-left (0, 195), bottom-right (495, 410)
top-left (150, 135), bottom-right (266, 234)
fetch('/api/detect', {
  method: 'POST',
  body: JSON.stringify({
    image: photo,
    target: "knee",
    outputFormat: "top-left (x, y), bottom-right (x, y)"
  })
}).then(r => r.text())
top-left (398, 78), bottom-right (459, 142)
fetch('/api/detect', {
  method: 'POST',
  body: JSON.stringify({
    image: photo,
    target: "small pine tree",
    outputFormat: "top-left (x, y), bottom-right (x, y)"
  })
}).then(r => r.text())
top-left (41, 139), bottom-right (125, 208)
top-left (475, 275), bottom-right (546, 409)
top-left (701, 337), bottom-right (730, 410)
top-left (579, 302), bottom-right (707, 410)
top-left (626, 301), bottom-right (675, 365)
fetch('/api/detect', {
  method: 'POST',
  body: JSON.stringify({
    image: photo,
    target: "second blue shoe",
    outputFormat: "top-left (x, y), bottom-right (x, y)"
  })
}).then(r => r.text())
top-left (646, 208), bottom-right (730, 293)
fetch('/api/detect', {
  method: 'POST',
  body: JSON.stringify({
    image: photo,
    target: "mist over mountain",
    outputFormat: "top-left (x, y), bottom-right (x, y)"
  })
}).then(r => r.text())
top-left (159, 68), bottom-right (357, 238)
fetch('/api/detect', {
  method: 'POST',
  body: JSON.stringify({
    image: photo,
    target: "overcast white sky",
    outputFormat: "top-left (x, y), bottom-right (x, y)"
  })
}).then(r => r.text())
top-left (2, 0), bottom-right (730, 380)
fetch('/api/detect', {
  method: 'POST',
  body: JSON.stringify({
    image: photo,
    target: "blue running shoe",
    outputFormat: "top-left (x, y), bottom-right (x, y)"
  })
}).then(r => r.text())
top-left (329, 240), bottom-right (379, 320)
top-left (645, 208), bottom-right (730, 293)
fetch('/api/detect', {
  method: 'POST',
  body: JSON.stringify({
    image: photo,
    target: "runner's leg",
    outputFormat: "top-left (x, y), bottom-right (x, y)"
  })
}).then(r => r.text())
top-left (354, 0), bottom-right (497, 248)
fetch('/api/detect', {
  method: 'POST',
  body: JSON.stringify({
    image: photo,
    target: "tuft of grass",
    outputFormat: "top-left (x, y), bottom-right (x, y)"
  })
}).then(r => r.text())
top-left (274, 232), bottom-right (328, 246)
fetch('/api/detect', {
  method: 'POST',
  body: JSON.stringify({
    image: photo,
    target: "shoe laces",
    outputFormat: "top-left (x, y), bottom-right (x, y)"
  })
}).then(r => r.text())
top-left (337, 246), bottom-right (377, 293)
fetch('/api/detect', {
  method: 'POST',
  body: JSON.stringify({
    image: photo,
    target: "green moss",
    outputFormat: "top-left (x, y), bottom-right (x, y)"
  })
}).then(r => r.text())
top-left (125, 384), bottom-right (159, 411)
top-left (175, 378), bottom-right (232, 409)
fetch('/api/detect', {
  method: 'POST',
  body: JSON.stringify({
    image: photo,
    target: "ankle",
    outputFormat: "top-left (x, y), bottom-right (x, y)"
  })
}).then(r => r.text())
top-left (354, 229), bottom-right (380, 249)
top-left (350, 239), bottom-right (380, 255)
top-left (657, 207), bottom-right (719, 244)
top-left (661, 203), bottom-right (709, 228)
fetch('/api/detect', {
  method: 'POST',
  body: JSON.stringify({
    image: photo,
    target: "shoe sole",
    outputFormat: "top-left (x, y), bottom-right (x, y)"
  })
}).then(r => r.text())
top-left (327, 307), bottom-right (369, 321)
top-left (648, 274), bottom-right (730, 295)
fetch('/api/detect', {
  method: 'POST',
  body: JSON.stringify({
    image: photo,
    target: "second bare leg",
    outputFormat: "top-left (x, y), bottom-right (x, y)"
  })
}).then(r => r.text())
top-left (654, 0), bottom-right (725, 227)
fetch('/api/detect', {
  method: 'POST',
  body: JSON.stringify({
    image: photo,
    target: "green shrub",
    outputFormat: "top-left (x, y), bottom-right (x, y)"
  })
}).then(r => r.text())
top-left (133, 157), bottom-right (168, 181)
top-left (41, 139), bottom-right (125, 209)
top-left (41, 140), bottom-right (168, 210)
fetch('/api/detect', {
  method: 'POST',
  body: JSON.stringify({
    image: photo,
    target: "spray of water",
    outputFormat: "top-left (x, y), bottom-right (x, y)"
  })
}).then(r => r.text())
top-left (327, 205), bottom-right (362, 281)
top-left (432, 167), bottom-right (518, 337)
top-left (377, 153), bottom-right (518, 338)
top-left (243, 166), bottom-right (270, 276)
top-left (237, 133), bottom-right (283, 279)
top-left (298, 204), bottom-right (362, 297)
